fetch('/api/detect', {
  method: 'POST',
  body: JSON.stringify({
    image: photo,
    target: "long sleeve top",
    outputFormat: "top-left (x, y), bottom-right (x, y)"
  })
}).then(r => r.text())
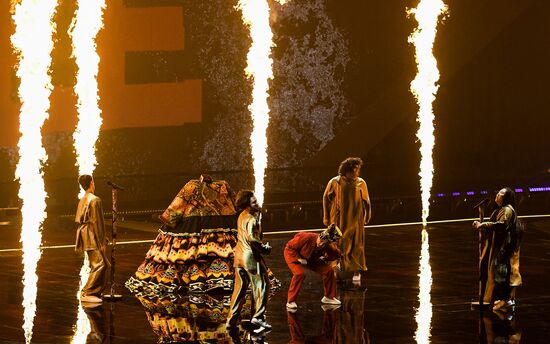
top-left (75, 193), bottom-right (106, 252)
top-left (285, 232), bottom-right (341, 265)
top-left (233, 209), bottom-right (267, 272)
top-left (323, 176), bottom-right (371, 228)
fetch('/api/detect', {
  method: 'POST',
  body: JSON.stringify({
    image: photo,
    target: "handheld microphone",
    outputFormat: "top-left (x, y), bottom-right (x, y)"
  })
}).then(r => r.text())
top-left (472, 198), bottom-right (489, 210)
top-left (107, 181), bottom-right (125, 191)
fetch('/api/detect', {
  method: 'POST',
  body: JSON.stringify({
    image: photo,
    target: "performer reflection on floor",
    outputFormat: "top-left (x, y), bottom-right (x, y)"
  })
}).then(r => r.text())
top-left (75, 303), bottom-right (106, 344)
top-left (135, 293), bottom-right (244, 343)
top-left (479, 310), bottom-right (522, 344)
top-left (337, 288), bottom-right (371, 344)
top-left (287, 306), bottom-right (338, 344)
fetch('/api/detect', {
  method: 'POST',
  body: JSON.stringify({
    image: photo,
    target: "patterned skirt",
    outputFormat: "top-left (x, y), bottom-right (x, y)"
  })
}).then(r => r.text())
top-left (126, 226), bottom-right (282, 296)
top-left (126, 227), bottom-right (238, 295)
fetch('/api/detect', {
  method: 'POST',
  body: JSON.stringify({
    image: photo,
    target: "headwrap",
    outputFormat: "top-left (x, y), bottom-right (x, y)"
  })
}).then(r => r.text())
top-left (319, 224), bottom-right (342, 243)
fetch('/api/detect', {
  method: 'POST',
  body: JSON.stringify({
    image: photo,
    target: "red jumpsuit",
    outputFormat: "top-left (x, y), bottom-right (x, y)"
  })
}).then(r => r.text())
top-left (284, 232), bottom-right (341, 303)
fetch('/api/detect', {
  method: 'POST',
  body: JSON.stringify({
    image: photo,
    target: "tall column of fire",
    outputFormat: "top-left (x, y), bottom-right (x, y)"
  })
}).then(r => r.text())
top-left (408, 1), bottom-right (447, 343)
top-left (10, 0), bottom-right (59, 343)
top-left (69, 1), bottom-right (106, 342)
top-left (238, 0), bottom-right (275, 207)
top-left (408, 0), bottom-right (447, 226)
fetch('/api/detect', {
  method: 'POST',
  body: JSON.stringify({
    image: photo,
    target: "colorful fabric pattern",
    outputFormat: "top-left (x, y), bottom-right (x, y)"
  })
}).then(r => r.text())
top-left (136, 294), bottom-right (250, 343)
top-left (126, 176), bottom-right (281, 295)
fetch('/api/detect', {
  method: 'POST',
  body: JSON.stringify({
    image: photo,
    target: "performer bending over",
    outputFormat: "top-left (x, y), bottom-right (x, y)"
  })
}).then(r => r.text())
top-left (473, 187), bottom-right (522, 311)
top-left (75, 175), bottom-right (109, 303)
top-left (323, 157), bottom-right (371, 283)
top-left (226, 190), bottom-right (272, 330)
top-left (285, 224), bottom-right (343, 310)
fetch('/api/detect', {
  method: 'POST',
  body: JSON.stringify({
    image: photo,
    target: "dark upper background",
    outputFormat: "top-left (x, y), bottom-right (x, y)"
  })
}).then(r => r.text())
top-left (0, 0), bottom-right (548, 221)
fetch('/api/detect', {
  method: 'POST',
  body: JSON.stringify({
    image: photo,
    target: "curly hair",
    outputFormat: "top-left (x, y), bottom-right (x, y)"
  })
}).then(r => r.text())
top-left (338, 157), bottom-right (363, 176)
top-left (235, 190), bottom-right (255, 212)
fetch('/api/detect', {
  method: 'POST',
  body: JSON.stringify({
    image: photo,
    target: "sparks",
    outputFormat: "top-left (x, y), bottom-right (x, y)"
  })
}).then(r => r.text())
top-left (414, 228), bottom-right (433, 344)
top-left (11, 0), bottom-right (58, 342)
top-left (408, 0), bottom-right (448, 226)
top-left (237, 0), bottom-right (275, 207)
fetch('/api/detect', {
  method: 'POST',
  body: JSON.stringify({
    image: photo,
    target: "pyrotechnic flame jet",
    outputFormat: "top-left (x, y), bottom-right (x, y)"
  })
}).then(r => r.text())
top-left (408, 1), bottom-right (447, 342)
top-left (408, 0), bottom-right (448, 227)
top-left (10, 0), bottom-right (59, 342)
top-left (69, 1), bottom-right (106, 342)
top-left (237, 0), bottom-right (275, 208)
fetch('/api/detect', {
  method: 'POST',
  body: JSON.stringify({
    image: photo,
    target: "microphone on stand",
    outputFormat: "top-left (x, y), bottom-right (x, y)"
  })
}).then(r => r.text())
top-left (107, 181), bottom-right (125, 191)
top-left (104, 180), bottom-right (124, 301)
top-left (472, 198), bottom-right (490, 210)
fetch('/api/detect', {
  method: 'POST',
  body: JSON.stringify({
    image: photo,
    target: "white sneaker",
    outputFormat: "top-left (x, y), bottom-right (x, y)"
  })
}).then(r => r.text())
top-left (352, 273), bottom-right (361, 282)
top-left (251, 317), bottom-right (272, 330)
top-left (80, 295), bottom-right (102, 303)
top-left (286, 302), bottom-right (298, 309)
top-left (321, 296), bottom-right (341, 305)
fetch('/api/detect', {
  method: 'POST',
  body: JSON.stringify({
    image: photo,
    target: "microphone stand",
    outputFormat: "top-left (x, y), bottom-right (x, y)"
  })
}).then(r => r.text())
top-left (104, 181), bottom-right (124, 301)
top-left (471, 198), bottom-right (490, 309)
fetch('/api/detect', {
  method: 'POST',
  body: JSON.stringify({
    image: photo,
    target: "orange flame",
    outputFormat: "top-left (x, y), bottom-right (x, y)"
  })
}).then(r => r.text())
top-left (237, 0), bottom-right (275, 207)
top-left (408, 0), bottom-right (448, 226)
top-left (11, 0), bottom-right (59, 342)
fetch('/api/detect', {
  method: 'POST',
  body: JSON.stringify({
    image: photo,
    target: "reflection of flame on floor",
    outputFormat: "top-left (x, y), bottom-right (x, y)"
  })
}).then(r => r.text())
top-left (135, 294), bottom-right (251, 342)
top-left (71, 255), bottom-right (91, 344)
top-left (415, 228), bottom-right (433, 344)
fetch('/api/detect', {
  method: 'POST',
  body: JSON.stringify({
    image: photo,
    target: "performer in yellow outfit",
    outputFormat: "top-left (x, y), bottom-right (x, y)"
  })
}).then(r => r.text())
top-left (323, 157), bottom-right (371, 283)
top-left (226, 190), bottom-right (272, 330)
top-left (75, 174), bottom-right (109, 303)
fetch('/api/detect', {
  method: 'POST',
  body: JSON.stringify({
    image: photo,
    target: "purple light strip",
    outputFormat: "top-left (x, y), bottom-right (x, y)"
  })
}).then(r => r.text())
top-left (434, 186), bottom-right (549, 197)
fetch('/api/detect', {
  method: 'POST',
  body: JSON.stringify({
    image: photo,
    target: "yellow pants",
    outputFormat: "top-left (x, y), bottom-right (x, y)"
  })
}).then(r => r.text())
top-left (82, 248), bottom-right (109, 297)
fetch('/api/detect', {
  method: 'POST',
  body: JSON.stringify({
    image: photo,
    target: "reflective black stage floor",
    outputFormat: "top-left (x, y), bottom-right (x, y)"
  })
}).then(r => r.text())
top-left (1, 217), bottom-right (549, 343)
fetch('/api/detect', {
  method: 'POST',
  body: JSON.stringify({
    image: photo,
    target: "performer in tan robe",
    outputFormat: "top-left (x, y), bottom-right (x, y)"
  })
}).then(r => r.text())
top-left (323, 157), bottom-right (371, 283)
top-left (75, 175), bottom-right (109, 303)
top-left (226, 190), bottom-right (272, 330)
top-left (473, 187), bottom-right (522, 311)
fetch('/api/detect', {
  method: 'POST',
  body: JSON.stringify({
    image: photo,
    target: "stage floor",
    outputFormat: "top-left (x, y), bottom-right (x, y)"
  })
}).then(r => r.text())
top-left (0, 216), bottom-right (549, 343)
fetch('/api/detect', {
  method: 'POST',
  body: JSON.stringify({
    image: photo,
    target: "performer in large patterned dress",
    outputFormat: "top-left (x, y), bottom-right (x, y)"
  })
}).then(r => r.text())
top-left (126, 175), bottom-right (239, 295)
top-left (126, 175), bottom-right (280, 296)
